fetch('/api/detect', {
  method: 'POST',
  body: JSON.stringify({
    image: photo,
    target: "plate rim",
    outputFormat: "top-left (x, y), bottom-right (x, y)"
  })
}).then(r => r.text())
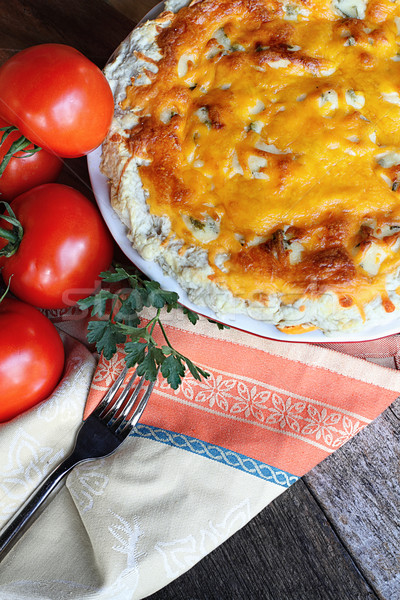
top-left (87, 2), bottom-right (400, 345)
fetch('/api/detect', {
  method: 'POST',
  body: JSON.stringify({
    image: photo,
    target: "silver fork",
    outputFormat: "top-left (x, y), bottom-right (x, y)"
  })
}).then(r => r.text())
top-left (0, 367), bottom-right (157, 558)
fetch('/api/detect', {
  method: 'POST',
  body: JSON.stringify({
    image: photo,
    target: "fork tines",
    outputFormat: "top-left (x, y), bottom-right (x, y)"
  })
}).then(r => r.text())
top-left (92, 367), bottom-right (157, 437)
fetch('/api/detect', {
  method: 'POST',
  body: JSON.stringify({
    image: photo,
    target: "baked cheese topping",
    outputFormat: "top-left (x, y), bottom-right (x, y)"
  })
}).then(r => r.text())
top-left (103, 0), bottom-right (400, 333)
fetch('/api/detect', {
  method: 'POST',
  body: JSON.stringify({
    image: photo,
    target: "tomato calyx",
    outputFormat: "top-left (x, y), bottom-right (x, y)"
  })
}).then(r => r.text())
top-left (0, 201), bottom-right (23, 257)
top-left (0, 274), bottom-right (12, 304)
top-left (0, 126), bottom-right (42, 177)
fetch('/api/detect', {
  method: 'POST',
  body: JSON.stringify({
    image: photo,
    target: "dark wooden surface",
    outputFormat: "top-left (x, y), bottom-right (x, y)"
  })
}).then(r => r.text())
top-left (2, 0), bottom-right (400, 597)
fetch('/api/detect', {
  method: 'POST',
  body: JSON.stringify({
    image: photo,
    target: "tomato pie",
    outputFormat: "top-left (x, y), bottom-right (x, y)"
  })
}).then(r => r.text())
top-left (101, 0), bottom-right (400, 335)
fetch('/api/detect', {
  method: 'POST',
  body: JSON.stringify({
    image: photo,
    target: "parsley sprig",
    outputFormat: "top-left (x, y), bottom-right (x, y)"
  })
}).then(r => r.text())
top-left (78, 266), bottom-right (224, 390)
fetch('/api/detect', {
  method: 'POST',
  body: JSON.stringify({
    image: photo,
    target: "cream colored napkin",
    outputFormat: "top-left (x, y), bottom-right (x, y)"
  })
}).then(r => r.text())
top-left (0, 330), bottom-right (279, 599)
top-left (1, 320), bottom-right (400, 599)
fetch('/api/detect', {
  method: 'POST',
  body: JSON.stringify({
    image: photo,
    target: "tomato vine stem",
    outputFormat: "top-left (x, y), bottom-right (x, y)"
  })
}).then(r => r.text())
top-left (0, 201), bottom-right (24, 257)
top-left (0, 274), bottom-right (12, 304)
top-left (0, 126), bottom-right (42, 177)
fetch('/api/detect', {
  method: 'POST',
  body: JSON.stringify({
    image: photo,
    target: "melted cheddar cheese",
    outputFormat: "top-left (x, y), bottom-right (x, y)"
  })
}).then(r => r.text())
top-left (105, 0), bottom-right (400, 329)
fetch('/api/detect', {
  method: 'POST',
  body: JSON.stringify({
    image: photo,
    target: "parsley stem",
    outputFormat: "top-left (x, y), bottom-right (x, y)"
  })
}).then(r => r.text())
top-left (148, 309), bottom-right (161, 338)
top-left (158, 319), bottom-right (173, 348)
top-left (110, 297), bottom-right (119, 320)
top-left (127, 274), bottom-right (139, 288)
top-left (79, 266), bottom-right (216, 390)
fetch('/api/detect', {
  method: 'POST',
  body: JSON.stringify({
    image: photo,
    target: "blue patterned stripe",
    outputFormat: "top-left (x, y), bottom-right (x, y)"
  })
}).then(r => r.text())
top-left (130, 424), bottom-right (299, 488)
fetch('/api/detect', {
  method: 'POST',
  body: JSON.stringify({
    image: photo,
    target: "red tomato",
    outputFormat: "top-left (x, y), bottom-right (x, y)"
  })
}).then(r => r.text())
top-left (0, 118), bottom-right (62, 201)
top-left (0, 297), bottom-right (65, 422)
top-left (0, 183), bottom-right (114, 308)
top-left (0, 44), bottom-right (114, 158)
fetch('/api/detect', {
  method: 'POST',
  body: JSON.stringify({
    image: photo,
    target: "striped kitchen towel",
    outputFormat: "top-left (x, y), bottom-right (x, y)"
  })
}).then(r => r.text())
top-left (1, 311), bottom-right (400, 599)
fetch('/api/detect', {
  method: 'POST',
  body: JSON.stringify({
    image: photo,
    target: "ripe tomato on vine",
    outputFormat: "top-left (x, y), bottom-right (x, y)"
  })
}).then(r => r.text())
top-left (0, 118), bottom-right (62, 200)
top-left (0, 184), bottom-right (114, 308)
top-left (0, 44), bottom-right (114, 157)
top-left (0, 297), bottom-right (65, 422)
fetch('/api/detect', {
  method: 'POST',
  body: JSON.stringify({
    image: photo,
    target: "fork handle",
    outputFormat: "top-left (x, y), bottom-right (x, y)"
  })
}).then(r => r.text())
top-left (0, 450), bottom-right (81, 558)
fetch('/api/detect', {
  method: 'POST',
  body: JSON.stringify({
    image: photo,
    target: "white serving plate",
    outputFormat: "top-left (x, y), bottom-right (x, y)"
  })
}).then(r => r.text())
top-left (87, 0), bottom-right (400, 344)
top-left (87, 145), bottom-right (400, 344)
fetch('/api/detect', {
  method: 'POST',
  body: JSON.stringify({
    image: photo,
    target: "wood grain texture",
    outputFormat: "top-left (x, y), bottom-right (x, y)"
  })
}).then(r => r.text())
top-left (98, 2), bottom-right (400, 597)
top-left (0, 0), bottom-right (135, 66)
top-left (389, 394), bottom-right (400, 421)
top-left (148, 481), bottom-right (378, 600)
top-left (1, 1), bottom-right (399, 598)
top-left (105, 0), bottom-right (160, 25)
top-left (104, 0), bottom-right (154, 24)
top-left (304, 401), bottom-right (400, 599)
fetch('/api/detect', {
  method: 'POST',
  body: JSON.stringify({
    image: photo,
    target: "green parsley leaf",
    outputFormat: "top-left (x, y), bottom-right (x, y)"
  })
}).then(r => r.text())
top-left (113, 301), bottom-right (140, 326)
top-left (136, 345), bottom-right (160, 381)
top-left (161, 353), bottom-right (186, 389)
top-left (123, 287), bottom-right (148, 312)
top-left (77, 289), bottom-right (117, 317)
top-left (143, 280), bottom-right (179, 308)
top-left (87, 320), bottom-right (126, 360)
top-left (80, 266), bottom-right (225, 390)
top-left (99, 266), bottom-right (132, 282)
top-left (183, 307), bottom-right (199, 325)
top-left (124, 341), bottom-right (147, 368)
top-left (183, 356), bottom-right (207, 381)
top-left (208, 318), bottom-right (230, 330)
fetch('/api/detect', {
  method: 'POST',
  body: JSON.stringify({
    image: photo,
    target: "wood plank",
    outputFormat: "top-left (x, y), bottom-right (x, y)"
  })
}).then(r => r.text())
top-left (0, 0), bottom-right (134, 204)
top-left (31, 2), bottom-right (400, 596)
top-left (388, 394), bottom-right (400, 420)
top-left (0, 0), bottom-right (135, 67)
top-left (147, 480), bottom-right (378, 600)
top-left (98, 2), bottom-right (400, 596)
top-left (104, 0), bottom-right (155, 24)
top-left (95, 2), bottom-right (400, 595)
top-left (304, 402), bottom-right (400, 599)
top-left (1, 1), bottom-right (396, 597)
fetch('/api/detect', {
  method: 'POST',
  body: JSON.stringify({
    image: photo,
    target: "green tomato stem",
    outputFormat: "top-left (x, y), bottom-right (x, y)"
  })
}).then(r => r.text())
top-left (0, 127), bottom-right (41, 177)
top-left (0, 274), bottom-right (12, 304)
top-left (0, 201), bottom-right (24, 257)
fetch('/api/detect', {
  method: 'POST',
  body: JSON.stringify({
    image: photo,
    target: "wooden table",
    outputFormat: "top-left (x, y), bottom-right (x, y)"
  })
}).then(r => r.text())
top-left (1, 1), bottom-right (400, 597)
